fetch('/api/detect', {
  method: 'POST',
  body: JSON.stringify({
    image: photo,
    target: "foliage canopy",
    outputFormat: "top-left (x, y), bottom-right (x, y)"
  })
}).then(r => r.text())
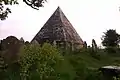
top-left (19, 43), bottom-right (63, 80)
top-left (0, 0), bottom-right (18, 20)
top-left (0, 0), bottom-right (46, 20)
top-left (101, 29), bottom-right (120, 47)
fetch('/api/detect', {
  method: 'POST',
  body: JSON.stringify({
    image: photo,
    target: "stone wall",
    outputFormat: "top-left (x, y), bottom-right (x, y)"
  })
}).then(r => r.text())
top-left (53, 40), bottom-right (83, 51)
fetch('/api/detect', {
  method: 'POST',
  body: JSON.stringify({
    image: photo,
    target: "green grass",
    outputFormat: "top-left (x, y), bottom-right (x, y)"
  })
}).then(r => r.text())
top-left (60, 50), bottom-right (120, 80)
top-left (68, 51), bottom-right (120, 68)
top-left (55, 57), bottom-right (76, 80)
top-left (2, 46), bottom-right (120, 80)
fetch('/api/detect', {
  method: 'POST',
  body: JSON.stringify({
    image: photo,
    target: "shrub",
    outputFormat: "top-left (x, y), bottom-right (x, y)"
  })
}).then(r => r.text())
top-left (73, 62), bottom-right (102, 80)
top-left (19, 43), bottom-right (63, 80)
top-left (0, 55), bottom-right (7, 80)
top-left (105, 47), bottom-right (116, 53)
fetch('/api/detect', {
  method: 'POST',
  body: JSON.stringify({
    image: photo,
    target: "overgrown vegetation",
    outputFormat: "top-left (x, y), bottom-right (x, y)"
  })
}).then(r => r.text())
top-left (1, 29), bottom-right (120, 80)
top-left (19, 43), bottom-right (63, 80)
top-left (1, 42), bottom-right (120, 80)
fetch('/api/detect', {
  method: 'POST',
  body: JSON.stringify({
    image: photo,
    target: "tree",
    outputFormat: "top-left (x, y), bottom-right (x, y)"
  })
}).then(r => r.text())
top-left (0, 55), bottom-right (7, 80)
top-left (23, 0), bottom-right (46, 10)
top-left (19, 43), bottom-right (63, 80)
top-left (0, 0), bottom-right (46, 20)
top-left (1, 36), bottom-right (22, 63)
top-left (101, 29), bottom-right (120, 48)
top-left (0, 0), bottom-right (18, 20)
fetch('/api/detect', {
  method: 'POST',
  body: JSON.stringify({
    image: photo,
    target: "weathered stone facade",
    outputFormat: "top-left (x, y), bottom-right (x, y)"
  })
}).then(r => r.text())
top-left (31, 7), bottom-right (83, 50)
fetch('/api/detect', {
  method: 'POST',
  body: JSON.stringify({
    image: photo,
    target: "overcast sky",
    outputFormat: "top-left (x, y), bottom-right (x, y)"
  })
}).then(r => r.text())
top-left (0, 0), bottom-right (120, 46)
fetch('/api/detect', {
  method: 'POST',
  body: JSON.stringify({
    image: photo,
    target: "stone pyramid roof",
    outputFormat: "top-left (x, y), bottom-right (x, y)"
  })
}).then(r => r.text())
top-left (31, 7), bottom-right (83, 45)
